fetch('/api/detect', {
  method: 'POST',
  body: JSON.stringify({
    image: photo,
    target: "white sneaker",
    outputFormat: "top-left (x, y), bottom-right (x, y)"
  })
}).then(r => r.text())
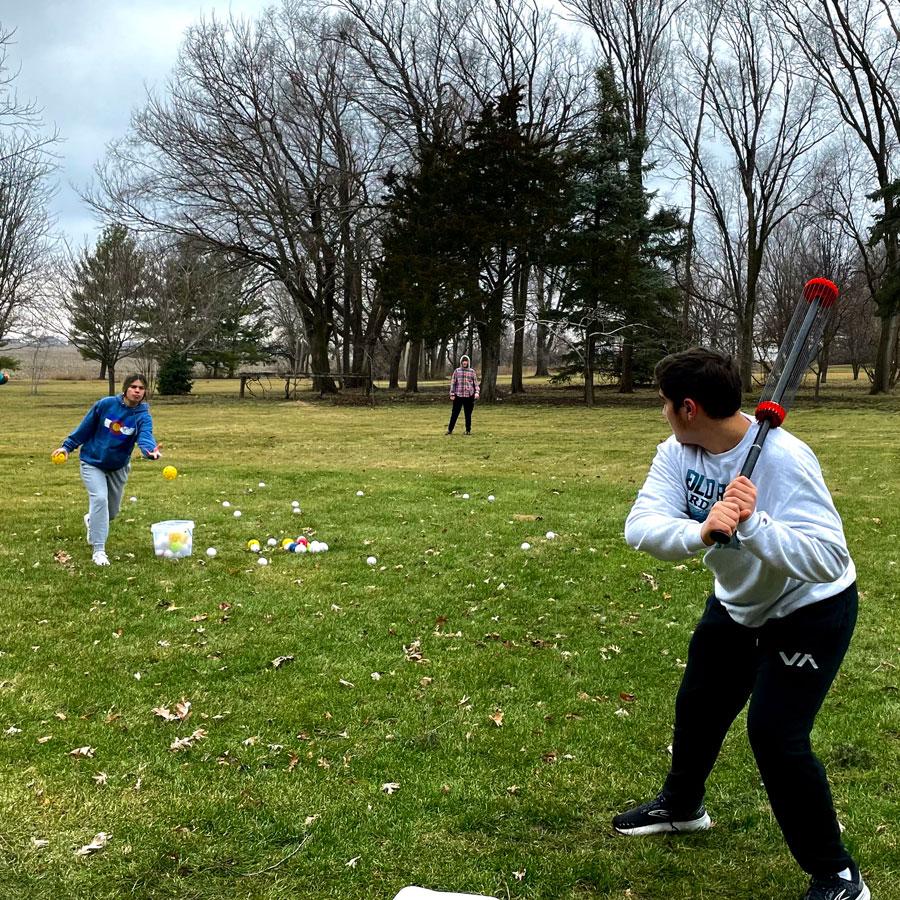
top-left (84, 513), bottom-right (91, 543)
top-left (92, 550), bottom-right (110, 566)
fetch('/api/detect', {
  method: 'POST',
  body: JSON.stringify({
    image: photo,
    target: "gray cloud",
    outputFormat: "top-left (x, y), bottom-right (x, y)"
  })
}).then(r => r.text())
top-left (2, 0), bottom-right (266, 246)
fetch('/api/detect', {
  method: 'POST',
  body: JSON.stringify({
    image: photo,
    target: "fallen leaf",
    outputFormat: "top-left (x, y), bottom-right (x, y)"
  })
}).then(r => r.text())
top-left (68, 746), bottom-right (95, 758)
top-left (92, 772), bottom-right (109, 786)
top-left (169, 729), bottom-right (207, 752)
top-left (489, 709), bottom-right (504, 727)
top-left (31, 837), bottom-right (49, 850)
top-left (271, 655), bottom-right (295, 669)
top-left (74, 832), bottom-right (110, 856)
top-left (381, 782), bottom-right (400, 794)
top-left (37, 735), bottom-right (53, 744)
top-left (619, 692), bottom-right (636, 702)
top-left (345, 856), bottom-right (361, 868)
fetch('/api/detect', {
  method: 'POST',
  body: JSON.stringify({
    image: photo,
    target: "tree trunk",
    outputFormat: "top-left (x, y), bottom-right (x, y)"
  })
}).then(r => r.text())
top-left (99, 360), bottom-right (107, 381)
top-left (477, 326), bottom-right (501, 402)
top-left (870, 311), bottom-right (899, 394)
top-left (388, 338), bottom-right (403, 389)
top-left (737, 313), bottom-right (754, 393)
top-left (534, 268), bottom-right (549, 377)
top-left (584, 330), bottom-right (595, 407)
top-left (107, 363), bottom-right (117, 396)
top-left (618, 332), bottom-right (635, 394)
top-left (511, 261), bottom-right (528, 394)
top-left (406, 337), bottom-right (422, 392)
top-left (308, 317), bottom-right (338, 393)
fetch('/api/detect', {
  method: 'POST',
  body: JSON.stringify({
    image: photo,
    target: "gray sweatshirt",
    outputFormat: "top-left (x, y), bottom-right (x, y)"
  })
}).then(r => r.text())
top-left (624, 414), bottom-right (856, 626)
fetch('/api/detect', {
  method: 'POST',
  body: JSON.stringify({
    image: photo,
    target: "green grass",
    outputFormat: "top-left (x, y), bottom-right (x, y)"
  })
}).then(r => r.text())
top-left (0, 379), bottom-right (898, 899)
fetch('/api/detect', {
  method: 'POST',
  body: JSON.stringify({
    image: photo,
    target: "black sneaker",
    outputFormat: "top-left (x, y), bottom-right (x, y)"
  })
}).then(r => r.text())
top-left (613, 792), bottom-right (711, 835)
top-left (803, 870), bottom-right (870, 900)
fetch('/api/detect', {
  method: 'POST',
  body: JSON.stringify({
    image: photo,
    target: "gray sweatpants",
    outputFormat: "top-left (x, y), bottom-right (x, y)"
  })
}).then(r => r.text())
top-left (80, 460), bottom-right (130, 551)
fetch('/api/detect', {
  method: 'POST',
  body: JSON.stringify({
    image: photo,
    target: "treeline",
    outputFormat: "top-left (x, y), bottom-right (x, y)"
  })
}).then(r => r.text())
top-left (2, 1), bottom-right (899, 399)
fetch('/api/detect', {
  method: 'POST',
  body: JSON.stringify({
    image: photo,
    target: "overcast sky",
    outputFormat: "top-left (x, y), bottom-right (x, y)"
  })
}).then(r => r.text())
top-left (2, 0), bottom-right (268, 247)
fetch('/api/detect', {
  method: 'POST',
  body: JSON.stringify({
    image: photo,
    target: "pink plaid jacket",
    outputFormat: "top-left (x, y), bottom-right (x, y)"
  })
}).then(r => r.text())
top-left (450, 367), bottom-right (479, 399)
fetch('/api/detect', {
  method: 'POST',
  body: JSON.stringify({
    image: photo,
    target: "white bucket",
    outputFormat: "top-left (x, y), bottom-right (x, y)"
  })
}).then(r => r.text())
top-left (151, 520), bottom-right (195, 559)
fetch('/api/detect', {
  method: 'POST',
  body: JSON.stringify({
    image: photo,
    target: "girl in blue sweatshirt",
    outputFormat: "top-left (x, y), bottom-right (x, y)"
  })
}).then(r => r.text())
top-left (53, 374), bottom-right (161, 566)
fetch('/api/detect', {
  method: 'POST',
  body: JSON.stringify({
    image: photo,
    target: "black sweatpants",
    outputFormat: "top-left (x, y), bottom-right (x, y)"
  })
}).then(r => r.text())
top-left (663, 583), bottom-right (858, 877)
top-left (448, 396), bottom-right (475, 433)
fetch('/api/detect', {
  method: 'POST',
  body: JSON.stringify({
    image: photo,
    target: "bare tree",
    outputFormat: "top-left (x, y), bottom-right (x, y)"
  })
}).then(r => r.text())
top-left (0, 26), bottom-right (57, 346)
top-left (667, 0), bottom-right (824, 389)
top-left (89, 5), bottom-right (390, 393)
top-left (771, 0), bottom-right (900, 393)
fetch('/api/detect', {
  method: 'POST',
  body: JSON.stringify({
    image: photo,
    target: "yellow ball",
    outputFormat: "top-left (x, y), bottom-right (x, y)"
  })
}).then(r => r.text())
top-left (162, 466), bottom-right (178, 480)
top-left (51, 451), bottom-right (67, 465)
top-left (247, 539), bottom-right (261, 551)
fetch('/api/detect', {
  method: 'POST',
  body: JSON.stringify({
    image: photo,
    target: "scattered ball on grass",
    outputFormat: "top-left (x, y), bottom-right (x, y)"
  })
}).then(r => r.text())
top-left (356, 490), bottom-right (365, 497)
top-left (521, 542), bottom-right (531, 551)
top-left (162, 465), bottom-right (178, 480)
top-left (366, 556), bottom-right (377, 566)
top-left (292, 507), bottom-right (301, 514)
top-left (233, 510), bottom-right (242, 518)
top-left (258, 482), bottom-right (266, 488)
top-left (462, 493), bottom-right (470, 500)
top-left (291, 500), bottom-right (300, 508)
top-left (487, 495), bottom-right (495, 502)
top-left (222, 501), bottom-right (231, 508)
top-left (267, 538), bottom-right (277, 547)
top-left (257, 557), bottom-right (268, 566)
top-left (129, 496), bottom-right (137, 503)
top-left (206, 547), bottom-right (217, 557)
top-left (545, 531), bottom-right (557, 540)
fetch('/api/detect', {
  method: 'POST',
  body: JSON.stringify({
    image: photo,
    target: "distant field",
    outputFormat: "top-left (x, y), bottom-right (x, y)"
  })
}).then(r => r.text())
top-left (0, 380), bottom-right (897, 899)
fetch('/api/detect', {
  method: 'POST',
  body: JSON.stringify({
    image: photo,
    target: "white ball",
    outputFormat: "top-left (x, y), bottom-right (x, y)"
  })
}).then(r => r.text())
top-left (320, 542), bottom-right (328, 552)
top-left (267, 538), bottom-right (277, 547)
top-left (292, 507), bottom-right (301, 514)
top-left (520, 542), bottom-right (531, 551)
top-left (249, 542), bottom-right (260, 552)
top-left (545, 531), bottom-right (556, 540)
top-left (222, 501), bottom-right (231, 508)
top-left (356, 490), bottom-right (365, 497)
top-left (258, 482), bottom-right (266, 488)
top-left (206, 547), bottom-right (217, 557)
top-left (366, 556), bottom-right (377, 566)
top-left (295, 543), bottom-right (307, 553)
top-left (233, 510), bottom-right (242, 518)
top-left (487, 495), bottom-right (496, 502)
top-left (257, 556), bottom-right (268, 566)
top-left (462, 493), bottom-right (470, 500)
top-left (129, 496), bottom-right (137, 503)
top-left (291, 500), bottom-right (300, 508)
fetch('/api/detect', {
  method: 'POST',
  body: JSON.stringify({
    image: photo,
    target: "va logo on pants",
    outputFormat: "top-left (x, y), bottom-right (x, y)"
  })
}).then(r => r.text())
top-left (779, 651), bottom-right (819, 669)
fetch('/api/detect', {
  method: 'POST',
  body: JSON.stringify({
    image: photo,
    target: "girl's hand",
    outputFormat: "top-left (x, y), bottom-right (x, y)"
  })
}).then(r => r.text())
top-left (51, 448), bottom-right (68, 463)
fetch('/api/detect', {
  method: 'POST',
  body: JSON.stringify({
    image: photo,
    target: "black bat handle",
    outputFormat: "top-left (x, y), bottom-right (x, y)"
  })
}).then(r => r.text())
top-left (707, 419), bottom-right (772, 545)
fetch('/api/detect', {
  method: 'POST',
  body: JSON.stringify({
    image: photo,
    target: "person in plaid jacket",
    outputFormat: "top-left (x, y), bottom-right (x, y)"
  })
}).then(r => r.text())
top-left (446, 355), bottom-right (480, 435)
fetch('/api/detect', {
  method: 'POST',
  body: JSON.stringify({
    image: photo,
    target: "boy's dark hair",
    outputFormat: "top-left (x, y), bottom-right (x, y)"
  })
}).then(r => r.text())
top-left (655, 348), bottom-right (742, 419)
top-left (122, 374), bottom-right (147, 393)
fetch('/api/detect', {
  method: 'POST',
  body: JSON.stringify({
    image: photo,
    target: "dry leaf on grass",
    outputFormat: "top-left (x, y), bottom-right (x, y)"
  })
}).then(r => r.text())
top-left (381, 782), bottom-right (400, 794)
top-left (169, 729), bottom-right (207, 752)
top-left (271, 655), bottom-right (295, 669)
top-left (345, 856), bottom-right (361, 868)
top-left (489, 709), bottom-right (504, 727)
top-left (68, 746), bottom-right (95, 758)
top-left (152, 699), bottom-right (191, 722)
top-left (74, 832), bottom-right (110, 856)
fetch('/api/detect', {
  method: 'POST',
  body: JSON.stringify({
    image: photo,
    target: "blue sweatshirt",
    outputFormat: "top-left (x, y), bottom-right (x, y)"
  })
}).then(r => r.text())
top-left (62, 396), bottom-right (159, 472)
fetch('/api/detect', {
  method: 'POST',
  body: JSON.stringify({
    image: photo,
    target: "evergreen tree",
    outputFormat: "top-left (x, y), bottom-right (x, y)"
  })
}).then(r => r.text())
top-left (549, 68), bottom-right (684, 402)
top-left (66, 224), bottom-right (148, 395)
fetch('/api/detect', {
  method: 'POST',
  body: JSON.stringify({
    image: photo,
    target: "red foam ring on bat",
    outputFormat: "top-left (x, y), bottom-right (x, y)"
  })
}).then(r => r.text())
top-left (803, 277), bottom-right (839, 307)
top-left (756, 401), bottom-right (786, 427)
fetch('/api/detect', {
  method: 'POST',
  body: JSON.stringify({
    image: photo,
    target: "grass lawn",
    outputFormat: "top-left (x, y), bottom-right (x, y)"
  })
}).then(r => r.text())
top-left (1, 379), bottom-right (898, 899)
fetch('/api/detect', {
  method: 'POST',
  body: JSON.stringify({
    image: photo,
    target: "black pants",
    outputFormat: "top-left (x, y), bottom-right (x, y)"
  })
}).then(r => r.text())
top-left (448, 396), bottom-right (475, 433)
top-left (663, 584), bottom-right (857, 877)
